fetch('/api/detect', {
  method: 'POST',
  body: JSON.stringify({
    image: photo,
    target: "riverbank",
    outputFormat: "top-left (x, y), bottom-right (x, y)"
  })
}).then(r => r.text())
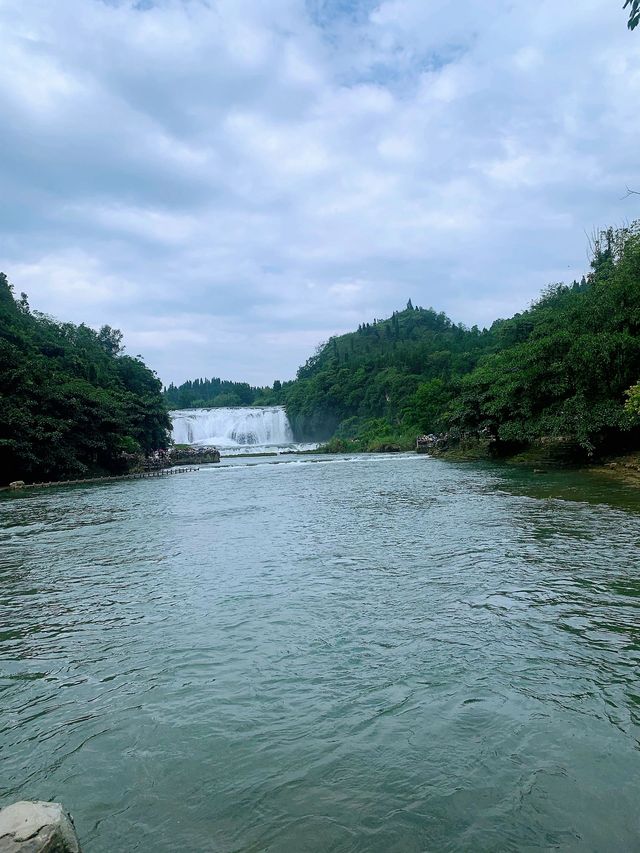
top-left (587, 451), bottom-right (640, 486)
top-left (169, 445), bottom-right (220, 465)
top-left (315, 433), bottom-right (640, 487)
top-left (318, 436), bottom-right (413, 454)
top-left (430, 442), bottom-right (640, 487)
top-left (1, 468), bottom-right (199, 493)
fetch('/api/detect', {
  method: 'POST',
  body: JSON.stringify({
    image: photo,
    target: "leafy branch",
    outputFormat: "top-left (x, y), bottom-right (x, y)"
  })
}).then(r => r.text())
top-left (624, 0), bottom-right (640, 30)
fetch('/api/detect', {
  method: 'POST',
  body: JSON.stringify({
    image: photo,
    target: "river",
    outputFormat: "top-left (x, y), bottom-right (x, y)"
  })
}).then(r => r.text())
top-left (1, 454), bottom-right (639, 851)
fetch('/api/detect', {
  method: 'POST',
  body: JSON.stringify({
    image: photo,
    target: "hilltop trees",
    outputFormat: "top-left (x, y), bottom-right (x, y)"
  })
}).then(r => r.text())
top-left (162, 376), bottom-right (282, 409)
top-left (283, 302), bottom-right (492, 444)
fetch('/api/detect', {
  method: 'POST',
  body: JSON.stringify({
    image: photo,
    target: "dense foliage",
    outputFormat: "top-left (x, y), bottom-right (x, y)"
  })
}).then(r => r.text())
top-left (163, 376), bottom-right (281, 409)
top-left (0, 275), bottom-right (171, 484)
top-left (284, 223), bottom-right (640, 456)
top-left (448, 224), bottom-right (640, 454)
top-left (625, 0), bottom-right (640, 30)
top-left (284, 302), bottom-right (491, 446)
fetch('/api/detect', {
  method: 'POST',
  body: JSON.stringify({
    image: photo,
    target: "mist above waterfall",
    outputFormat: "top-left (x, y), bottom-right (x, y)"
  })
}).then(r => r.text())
top-left (170, 406), bottom-right (308, 454)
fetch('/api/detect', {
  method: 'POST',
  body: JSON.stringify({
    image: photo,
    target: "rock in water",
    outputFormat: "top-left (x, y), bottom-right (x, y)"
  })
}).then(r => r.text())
top-left (0, 802), bottom-right (81, 853)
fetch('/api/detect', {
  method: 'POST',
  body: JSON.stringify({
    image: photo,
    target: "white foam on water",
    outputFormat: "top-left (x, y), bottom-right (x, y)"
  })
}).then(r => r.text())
top-left (170, 406), bottom-right (317, 454)
top-left (198, 452), bottom-right (425, 473)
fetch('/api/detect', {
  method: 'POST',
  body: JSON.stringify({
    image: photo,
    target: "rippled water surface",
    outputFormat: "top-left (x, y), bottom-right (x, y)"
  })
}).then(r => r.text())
top-left (1, 455), bottom-right (640, 852)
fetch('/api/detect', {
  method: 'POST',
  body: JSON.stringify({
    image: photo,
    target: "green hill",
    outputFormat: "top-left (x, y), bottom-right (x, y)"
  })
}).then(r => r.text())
top-left (284, 302), bottom-right (492, 446)
top-left (0, 274), bottom-right (171, 484)
top-left (284, 222), bottom-right (640, 457)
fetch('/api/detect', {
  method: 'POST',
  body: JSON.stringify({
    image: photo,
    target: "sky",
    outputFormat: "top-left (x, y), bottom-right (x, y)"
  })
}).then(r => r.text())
top-left (1, 0), bottom-right (640, 386)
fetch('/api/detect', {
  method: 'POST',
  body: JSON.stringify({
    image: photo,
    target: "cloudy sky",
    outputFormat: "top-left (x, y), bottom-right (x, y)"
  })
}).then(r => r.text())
top-left (1, 0), bottom-right (639, 386)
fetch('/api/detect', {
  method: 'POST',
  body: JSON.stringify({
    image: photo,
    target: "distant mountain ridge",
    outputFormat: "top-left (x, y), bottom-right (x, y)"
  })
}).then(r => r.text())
top-left (163, 376), bottom-right (281, 410)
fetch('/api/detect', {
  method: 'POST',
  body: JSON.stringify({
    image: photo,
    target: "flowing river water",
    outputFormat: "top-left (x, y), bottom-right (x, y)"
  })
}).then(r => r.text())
top-left (1, 454), bottom-right (639, 852)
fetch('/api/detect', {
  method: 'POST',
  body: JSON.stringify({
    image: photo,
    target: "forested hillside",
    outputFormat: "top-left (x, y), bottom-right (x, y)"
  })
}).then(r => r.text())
top-left (284, 223), bottom-right (640, 456)
top-left (0, 274), bottom-right (170, 484)
top-left (284, 301), bottom-right (491, 443)
top-left (163, 376), bottom-right (279, 409)
top-left (448, 225), bottom-right (640, 454)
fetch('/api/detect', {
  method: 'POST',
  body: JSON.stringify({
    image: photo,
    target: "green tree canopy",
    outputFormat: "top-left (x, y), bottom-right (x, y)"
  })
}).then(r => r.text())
top-left (0, 275), bottom-right (171, 484)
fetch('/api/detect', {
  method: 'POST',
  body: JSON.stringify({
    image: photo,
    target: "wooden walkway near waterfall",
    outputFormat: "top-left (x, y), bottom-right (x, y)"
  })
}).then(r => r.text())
top-left (2, 467), bottom-right (199, 493)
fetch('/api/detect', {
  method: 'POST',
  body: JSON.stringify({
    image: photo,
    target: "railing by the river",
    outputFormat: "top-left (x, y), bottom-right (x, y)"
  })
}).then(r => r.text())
top-left (2, 467), bottom-right (199, 493)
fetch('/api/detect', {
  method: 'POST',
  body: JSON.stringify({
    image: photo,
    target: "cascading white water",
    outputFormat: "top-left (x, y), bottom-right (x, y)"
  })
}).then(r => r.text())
top-left (170, 406), bottom-right (295, 451)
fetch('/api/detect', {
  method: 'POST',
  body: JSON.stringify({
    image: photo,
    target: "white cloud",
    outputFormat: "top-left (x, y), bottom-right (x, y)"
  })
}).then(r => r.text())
top-left (127, 328), bottom-right (209, 348)
top-left (11, 251), bottom-right (140, 312)
top-left (0, 0), bottom-right (639, 385)
top-left (72, 203), bottom-right (199, 245)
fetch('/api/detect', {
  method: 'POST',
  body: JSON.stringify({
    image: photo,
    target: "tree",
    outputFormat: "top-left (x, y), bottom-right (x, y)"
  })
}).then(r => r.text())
top-left (625, 381), bottom-right (640, 416)
top-left (625, 0), bottom-right (640, 30)
top-left (97, 325), bottom-right (124, 356)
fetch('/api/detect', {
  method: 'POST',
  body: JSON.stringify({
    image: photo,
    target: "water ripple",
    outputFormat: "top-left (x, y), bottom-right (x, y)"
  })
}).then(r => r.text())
top-left (0, 456), bottom-right (639, 851)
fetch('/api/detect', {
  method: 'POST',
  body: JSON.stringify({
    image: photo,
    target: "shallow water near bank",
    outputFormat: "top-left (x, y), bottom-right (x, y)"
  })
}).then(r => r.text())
top-left (1, 454), bottom-right (639, 852)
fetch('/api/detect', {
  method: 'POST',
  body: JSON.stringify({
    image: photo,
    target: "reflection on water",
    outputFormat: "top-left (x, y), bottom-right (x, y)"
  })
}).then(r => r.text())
top-left (1, 455), bottom-right (639, 852)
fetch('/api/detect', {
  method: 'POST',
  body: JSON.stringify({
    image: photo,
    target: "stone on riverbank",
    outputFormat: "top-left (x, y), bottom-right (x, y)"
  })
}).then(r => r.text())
top-left (0, 802), bottom-right (81, 853)
top-left (169, 446), bottom-right (220, 464)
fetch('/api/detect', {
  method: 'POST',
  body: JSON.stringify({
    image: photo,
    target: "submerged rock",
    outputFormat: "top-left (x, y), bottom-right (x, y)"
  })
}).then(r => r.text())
top-left (0, 801), bottom-right (81, 853)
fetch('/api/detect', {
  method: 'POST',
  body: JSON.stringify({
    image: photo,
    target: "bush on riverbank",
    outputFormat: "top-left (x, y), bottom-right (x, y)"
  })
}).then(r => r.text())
top-left (318, 417), bottom-right (415, 453)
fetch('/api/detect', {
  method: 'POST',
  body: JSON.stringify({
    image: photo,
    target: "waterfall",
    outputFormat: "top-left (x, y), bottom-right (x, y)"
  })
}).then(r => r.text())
top-left (170, 406), bottom-right (295, 450)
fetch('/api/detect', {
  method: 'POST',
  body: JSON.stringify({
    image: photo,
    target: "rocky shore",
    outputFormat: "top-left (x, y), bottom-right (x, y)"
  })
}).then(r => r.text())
top-left (0, 801), bottom-right (81, 852)
top-left (587, 451), bottom-right (640, 486)
top-left (418, 432), bottom-right (640, 486)
top-left (168, 446), bottom-right (221, 465)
